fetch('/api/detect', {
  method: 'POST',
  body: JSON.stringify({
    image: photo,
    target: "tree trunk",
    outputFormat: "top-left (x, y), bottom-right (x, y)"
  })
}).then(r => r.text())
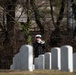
top-left (30, 0), bottom-right (44, 34)
top-left (2, 0), bottom-right (17, 69)
top-left (6, 1), bottom-right (16, 53)
top-left (67, 0), bottom-right (73, 32)
top-left (49, 0), bottom-right (65, 47)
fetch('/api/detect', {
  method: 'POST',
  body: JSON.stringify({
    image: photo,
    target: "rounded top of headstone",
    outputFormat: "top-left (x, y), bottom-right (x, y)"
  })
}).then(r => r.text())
top-left (19, 45), bottom-right (33, 53)
top-left (61, 45), bottom-right (72, 47)
top-left (45, 52), bottom-right (51, 55)
top-left (39, 54), bottom-right (44, 57)
top-left (61, 45), bottom-right (73, 49)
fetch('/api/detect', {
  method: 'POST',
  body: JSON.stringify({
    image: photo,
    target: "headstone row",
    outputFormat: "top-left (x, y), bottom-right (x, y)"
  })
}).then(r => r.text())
top-left (10, 45), bottom-right (33, 71)
top-left (10, 45), bottom-right (76, 72)
top-left (34, 45), bottom-right (73, 72)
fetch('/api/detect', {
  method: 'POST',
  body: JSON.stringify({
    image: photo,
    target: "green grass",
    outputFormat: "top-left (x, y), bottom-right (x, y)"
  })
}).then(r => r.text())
top-left (0, 70), bottom-right (76, 75)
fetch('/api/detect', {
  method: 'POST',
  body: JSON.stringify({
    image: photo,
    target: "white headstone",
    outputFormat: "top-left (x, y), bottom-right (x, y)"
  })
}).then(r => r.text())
top-left (14, 53), bottom-right (21, 69)
top-left (10, 65), bottom-right (14, 70)
top-left (10, 53), bottom-right (20, 70)
top-left (51, 47), bottom-right (61, 70)
top-left (34, 58), bottom-right (39, 69)
top-left (38, 54), bottom-right (45, 69)
top-left (73, 53), bottom-right (76, 70)
top-left (60, 45), bottom-right (73, 72)
top-left (10, 45), bottom-right (33, 71)
top-left (33, 64), bottom-right (35, 70)
top-left (45, 52), bottom-right (51, 69)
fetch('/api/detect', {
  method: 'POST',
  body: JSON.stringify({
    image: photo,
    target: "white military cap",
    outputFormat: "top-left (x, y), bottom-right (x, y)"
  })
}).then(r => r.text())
top-left (35, 34), bottom-right (42, 38)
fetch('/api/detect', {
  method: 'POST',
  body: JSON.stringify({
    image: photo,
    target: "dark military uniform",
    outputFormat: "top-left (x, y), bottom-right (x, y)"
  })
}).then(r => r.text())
top-left (33, 41), bottom-right (45, 57)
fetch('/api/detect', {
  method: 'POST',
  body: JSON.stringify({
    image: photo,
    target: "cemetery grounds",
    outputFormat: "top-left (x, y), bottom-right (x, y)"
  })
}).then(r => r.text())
top-left (0, 70), bottom-right (76, 75)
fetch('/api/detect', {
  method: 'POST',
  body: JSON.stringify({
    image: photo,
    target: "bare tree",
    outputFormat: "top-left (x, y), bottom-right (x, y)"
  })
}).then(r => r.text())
top-left (30, 0), bottom-right (44, 35)
top-left (67, 0), bottom-right (74, 33)
top-left (49, 0), bottom-right (65, 46)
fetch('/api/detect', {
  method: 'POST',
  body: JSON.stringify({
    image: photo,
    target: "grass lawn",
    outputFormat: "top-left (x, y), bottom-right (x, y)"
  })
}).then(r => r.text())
top-left (0, 70), bottom-right (76, 75)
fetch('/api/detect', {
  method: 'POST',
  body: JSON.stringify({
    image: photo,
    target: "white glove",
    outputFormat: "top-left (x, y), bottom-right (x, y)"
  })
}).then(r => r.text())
top-left (40, 40), bottom-right (45, 44)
